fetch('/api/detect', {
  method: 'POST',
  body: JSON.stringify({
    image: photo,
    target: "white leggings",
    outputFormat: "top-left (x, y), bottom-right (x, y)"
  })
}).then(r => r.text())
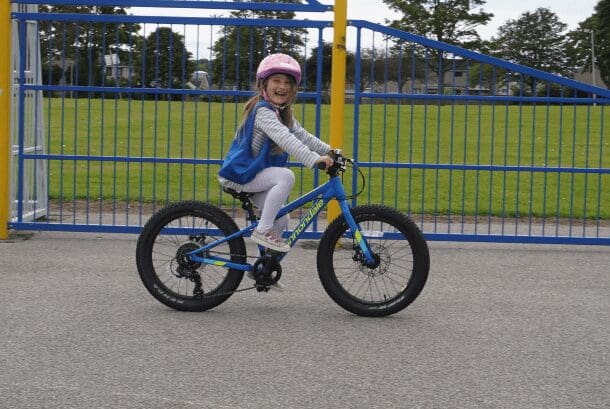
top-left (241, 167), bottom-right (295, 234)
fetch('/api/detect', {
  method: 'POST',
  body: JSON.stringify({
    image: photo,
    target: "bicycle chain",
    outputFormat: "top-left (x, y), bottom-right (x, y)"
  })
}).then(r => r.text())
top-left (195, 284), bottom-right (259, 299)
top-left (191, 251), bottom-right (273, 299)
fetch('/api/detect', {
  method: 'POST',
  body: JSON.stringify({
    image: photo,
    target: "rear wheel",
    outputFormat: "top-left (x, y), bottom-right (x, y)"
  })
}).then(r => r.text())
top-left (317, 205), bottom-right (429, 317)
top-left (136, 201), bottom-right (246, 311)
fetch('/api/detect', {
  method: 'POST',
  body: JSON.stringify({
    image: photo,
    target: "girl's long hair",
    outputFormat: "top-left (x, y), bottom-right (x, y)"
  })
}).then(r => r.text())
top-left (240, 77), bottom-right (297, 129)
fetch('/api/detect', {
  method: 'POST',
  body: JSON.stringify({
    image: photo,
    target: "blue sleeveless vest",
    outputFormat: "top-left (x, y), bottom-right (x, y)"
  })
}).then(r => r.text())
top-left (218, 101), bottom-right (289, 185)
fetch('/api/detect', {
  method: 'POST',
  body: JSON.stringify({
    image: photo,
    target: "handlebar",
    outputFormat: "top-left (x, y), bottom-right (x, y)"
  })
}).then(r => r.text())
top-left (317, 149), bottom-right (348, 175)
top-left (317, 149), bottom-right (365, 198)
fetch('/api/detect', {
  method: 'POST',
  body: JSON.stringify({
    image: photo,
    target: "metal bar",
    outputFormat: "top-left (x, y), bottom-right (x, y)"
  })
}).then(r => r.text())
top-left (14, 12), bottom-right (333, 28)
top-left (8, 220), bottom-right (610, 246)
top-left (0, 0), bottom-right (10, 239)
top-left (13, 0), bottom-right (331, 12)
top-left (21, 153), bottom-right (610, 176)
top-left (349, 20), bottom-right (610, 100)
top-left (16, 15), bottom-right (27, 224)
top-left (328, 0), bottom-right (346, 223)
top-left (26, 82), bottom-right (609, 105)
top-left (351, 26), bottom-right (361, 209)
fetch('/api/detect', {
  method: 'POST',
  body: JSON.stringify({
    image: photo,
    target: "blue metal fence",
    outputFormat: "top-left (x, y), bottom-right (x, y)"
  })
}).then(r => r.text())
top-left (9, 1), bottom-right (610, 245)
top-left (347, 21), bottom-right (610, 245)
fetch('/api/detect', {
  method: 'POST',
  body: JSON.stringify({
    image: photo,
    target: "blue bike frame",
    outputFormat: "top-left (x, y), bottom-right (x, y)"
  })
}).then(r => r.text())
top-left (187, 175), bottom-right (376, 271)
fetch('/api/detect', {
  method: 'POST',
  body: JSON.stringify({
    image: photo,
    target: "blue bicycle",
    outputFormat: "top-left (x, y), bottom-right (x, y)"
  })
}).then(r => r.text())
top-left (136, 150), bottom-right (429, 316)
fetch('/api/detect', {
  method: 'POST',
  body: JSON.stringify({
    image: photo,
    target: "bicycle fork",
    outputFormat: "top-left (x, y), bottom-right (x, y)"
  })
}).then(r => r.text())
top-left (337, 199), bottom-right (379, 268)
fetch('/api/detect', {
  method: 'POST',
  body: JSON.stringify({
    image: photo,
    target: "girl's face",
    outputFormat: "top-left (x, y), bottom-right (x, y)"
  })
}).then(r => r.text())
top-left (264, 73), bottom-right (296, 106)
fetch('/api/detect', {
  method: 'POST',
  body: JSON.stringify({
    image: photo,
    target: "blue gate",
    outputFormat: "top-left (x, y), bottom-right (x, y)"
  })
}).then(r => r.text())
top-left (8, 1), bottom-right (610, 245)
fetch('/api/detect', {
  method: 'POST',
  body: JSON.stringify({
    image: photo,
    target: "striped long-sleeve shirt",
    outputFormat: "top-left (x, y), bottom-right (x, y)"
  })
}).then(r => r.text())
top-left (219, 107), bottom-right (330, 191)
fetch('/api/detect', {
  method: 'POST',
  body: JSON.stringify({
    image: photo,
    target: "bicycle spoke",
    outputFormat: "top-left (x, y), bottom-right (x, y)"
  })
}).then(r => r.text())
top-left (325, 215), bottom-right (420, 305)
top-left (137, 201), bottom-right (251, 312)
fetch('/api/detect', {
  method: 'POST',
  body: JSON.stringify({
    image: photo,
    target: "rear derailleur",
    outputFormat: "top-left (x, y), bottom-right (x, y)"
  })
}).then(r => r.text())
top-left (174, 242), bottom-right (204, 296)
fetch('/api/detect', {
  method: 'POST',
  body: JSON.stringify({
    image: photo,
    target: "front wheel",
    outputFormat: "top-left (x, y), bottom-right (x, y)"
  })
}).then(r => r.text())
top-left (317, 205), bottom-right (429, 317)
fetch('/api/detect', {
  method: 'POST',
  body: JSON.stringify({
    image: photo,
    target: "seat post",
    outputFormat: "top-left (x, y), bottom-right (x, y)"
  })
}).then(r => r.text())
top-left (223, 187), bottom-right (258, 224)
top-left (241, 198), bottom-right (258, 223)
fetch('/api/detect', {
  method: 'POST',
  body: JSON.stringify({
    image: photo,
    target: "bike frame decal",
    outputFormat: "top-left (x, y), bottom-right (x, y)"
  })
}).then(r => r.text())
top-left (287, 198), bottom-right (326, 246)
top-left (201, 257), bottom-right (250, 271)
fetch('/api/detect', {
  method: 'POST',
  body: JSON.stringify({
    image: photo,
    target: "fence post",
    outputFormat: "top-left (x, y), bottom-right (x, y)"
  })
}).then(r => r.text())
top-left (0, 0), bottom-right (11, 240)
top-left (329, 0), bottom-right (346, 222)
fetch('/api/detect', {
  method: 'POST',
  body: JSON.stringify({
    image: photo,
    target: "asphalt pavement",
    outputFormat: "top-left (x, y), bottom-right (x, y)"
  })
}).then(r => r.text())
top-left (1, 231), bottom-right (608, 409)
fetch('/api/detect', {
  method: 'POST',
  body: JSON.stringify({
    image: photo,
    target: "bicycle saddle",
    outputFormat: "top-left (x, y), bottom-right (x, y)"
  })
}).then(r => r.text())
top-left (222, 187), bottom-right (254, 202)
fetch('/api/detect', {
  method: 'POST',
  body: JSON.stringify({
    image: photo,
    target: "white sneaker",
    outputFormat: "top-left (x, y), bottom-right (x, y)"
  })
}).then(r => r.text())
top-left (246, 271), bottom-right (285, 291)
top-left (250, 229), bottom-right (290, 252)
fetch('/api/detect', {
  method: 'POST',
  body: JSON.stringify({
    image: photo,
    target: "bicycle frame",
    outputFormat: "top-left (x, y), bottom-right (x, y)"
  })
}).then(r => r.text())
top-left (187, 174), bottom-right (376, 271)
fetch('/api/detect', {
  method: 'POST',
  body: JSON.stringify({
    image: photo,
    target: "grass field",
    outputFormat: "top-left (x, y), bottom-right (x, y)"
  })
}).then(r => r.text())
top-left (41, 96), bottom-right (609, 219)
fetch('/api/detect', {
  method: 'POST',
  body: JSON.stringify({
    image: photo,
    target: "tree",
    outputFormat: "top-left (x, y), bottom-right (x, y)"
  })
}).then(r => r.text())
top-left (139, 27), bottom-right (195, 91)
top-left (383, 0), bottom-right (493, 93)
top-left (564, 17), bottom-right (597, 78)
top-left (490, 8), bottom-right (568, 93)
top-left (210, 6), bottom-right (307, 89)
top-left (593, 0), bottom-right (610, 87)
top-left (383, 0), bottom-right (493, 49)
top-left (304, 42), bottom-right (333, 91)
top-left (552, 0), bottom-right (610, 89)
top-left (38, 5), bottom-right (141, 87)
top-left (304, 42), bottom-right (356, 91)
top-left (465, 61), bottom-right (516, 95)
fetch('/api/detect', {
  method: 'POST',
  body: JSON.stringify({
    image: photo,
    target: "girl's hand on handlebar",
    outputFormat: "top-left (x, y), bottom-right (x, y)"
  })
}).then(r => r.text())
top-left (316, 155), bottom-right (334, 170)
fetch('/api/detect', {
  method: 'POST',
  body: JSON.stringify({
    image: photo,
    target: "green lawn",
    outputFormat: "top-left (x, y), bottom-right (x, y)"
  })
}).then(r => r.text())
top-left (43, 96), bottom-right (610, 219)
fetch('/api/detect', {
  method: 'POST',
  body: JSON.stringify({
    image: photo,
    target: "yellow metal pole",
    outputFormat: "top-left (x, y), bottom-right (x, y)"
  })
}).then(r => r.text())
top-left (328, 0), bottom-right (346, 223)
top-left (0, 0), bottom-right (11, 240)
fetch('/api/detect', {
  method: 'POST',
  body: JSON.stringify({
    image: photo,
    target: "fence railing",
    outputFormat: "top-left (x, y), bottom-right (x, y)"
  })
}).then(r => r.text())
top-left (345, 20), bottom-right (610, 244)
top-left (8, 2), bottom-right (610, 245)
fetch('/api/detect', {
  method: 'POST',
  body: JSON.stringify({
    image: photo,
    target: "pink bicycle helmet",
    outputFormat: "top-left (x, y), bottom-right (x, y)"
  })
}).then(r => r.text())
top-left (256, 53), bottom-right (302, 86)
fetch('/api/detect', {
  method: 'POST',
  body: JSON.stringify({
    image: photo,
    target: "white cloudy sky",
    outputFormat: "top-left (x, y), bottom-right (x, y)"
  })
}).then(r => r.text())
top-left (132, 0), bottom-right (599, 56)
top-left (323, 0), bottom-right (597, 39)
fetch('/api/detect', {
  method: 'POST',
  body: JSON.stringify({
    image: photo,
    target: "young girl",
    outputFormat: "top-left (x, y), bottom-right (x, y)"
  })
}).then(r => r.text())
top-left (218, 53), bottom-right (333, 252)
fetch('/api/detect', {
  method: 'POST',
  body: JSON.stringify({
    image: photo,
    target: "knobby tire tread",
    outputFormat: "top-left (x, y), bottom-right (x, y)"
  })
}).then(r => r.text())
top-left (136, 200), bottom-right (246, 312)
top-left (317, 204), bottom-right (429, 317)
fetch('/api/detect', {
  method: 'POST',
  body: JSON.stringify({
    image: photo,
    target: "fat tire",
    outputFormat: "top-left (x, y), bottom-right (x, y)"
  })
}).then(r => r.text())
top-left (317, 205), bottom-right (429, 317)
top-left (136, 201), bottom-right (246, 311)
